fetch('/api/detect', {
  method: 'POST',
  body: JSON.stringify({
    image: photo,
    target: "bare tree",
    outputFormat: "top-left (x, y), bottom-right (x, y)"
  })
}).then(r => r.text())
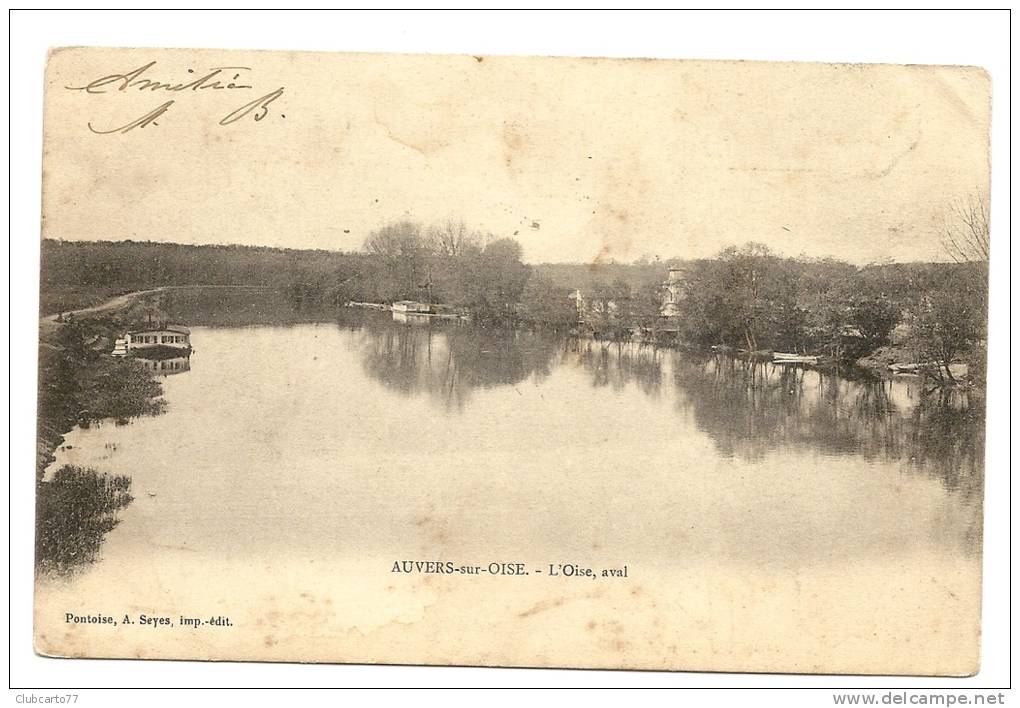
top-left (942, 193), bottom-right (990, 264)
top-left (364, 220), bottom-right (425, 261)
top-left (427, 220), bottom-right (483, 258)
top-left (906, 193), bottom-right (992, 387)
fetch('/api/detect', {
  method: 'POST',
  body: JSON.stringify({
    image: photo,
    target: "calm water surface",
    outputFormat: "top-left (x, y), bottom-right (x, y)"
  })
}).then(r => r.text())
top-left (37, 311), bottom-right (985, 669)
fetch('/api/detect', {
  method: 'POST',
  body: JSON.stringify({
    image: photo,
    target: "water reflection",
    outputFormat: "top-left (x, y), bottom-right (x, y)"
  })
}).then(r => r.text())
top-left (668, 354), bottom-right (984, 499)
top-left (391, 311), bottom-right (432, 325)
top-left (353, 314), bottom-right (561, 410)
top-left (134, 354), bottom-right (192, 376)
top-left (155, 286), bottom-right (985, 502)
top-left (568, 339), bottom-right (664, 397)
top-left (346, 315), bottom-right (983, 498)
top-left (36, 317), bottom-right (985, 665)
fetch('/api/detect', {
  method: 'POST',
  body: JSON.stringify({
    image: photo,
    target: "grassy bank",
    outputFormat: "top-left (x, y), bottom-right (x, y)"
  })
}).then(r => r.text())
top-left (36, 312), bottom-right (166, 574)
top-left (36, 466), bottom-right (135, 575)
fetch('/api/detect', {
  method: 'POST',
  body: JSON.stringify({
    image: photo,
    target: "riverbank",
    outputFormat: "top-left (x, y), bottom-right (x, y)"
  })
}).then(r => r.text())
top-left (45, 284), bottom-right (985, 391)
top-left (36, 311), bottom-right (168, 573)
top-left (37, 328), bottom-right (167, 475)
top-left (39, 287), bottom-right (166, 344)
top-left (574, 326), bottom-right (984, 386)
top-left (856, 342), bottom-right (983, 388)
top-left (37, 290), bottom-right (172, 474)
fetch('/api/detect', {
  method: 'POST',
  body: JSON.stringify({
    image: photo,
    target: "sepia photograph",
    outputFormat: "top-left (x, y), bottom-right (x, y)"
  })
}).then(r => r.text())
top-left (10, 10), bottom-right (1009, 699)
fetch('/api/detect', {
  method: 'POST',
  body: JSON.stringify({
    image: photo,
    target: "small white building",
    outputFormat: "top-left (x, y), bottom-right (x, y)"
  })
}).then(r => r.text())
top-left (125, 325), bottom-right (192, 352)
top-left (660, 268), bottom-right (686, 317)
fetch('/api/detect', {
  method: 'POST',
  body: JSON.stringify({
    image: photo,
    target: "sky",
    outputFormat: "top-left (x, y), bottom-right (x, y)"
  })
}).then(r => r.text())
top-left (42, 48), bottom-right (990, 265)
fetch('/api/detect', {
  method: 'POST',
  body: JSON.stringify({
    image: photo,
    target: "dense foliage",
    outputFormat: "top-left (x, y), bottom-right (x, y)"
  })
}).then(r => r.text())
top-left (36, 321), bottom-right (167, 574)
top-left (41, 229), bottom-right (988, 376)
top-left (36, 466), bottom-right (134, 575)
top-left (38, 322), bottom-right (166, 463)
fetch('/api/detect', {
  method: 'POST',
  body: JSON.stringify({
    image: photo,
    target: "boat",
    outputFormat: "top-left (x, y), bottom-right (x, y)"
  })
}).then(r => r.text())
top-left (391, 300), bottom-right (433, 314)
top-left (390, 301), bottom-right (469, 321)
top-left (113, 322), bottom-right (193, 359)
top-left (773, 352), bottom-right (820, 364)
top-left (345, 301), bottom-right (390, 311)
top-left (888, 362), bottom-right (923, 374)
top-left (125, 323), bottom-right (192, 353)
top-left (889, 362), bottom-right (969, 378)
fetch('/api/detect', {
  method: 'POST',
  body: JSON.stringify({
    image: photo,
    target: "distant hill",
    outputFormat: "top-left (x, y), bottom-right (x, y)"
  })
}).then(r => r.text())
top-left (39, 239), bottom-right (368, 315)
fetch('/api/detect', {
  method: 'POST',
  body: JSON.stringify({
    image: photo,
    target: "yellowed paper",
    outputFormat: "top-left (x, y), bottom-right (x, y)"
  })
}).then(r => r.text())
top-left (35, 47), bottom-right (989, 674)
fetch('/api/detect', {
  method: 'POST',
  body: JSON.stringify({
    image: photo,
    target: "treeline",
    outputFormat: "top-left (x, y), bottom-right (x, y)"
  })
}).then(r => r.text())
top-left (671, 244), bottom-right (987, 371)
top-left (566, 242), bottom-right (986, 380)
top-left (40, 226), bottom-right (575, 326)
top-left (39, 239), bottom-right (373, 315)
top-left (40, 226), bottom-right (988, 379)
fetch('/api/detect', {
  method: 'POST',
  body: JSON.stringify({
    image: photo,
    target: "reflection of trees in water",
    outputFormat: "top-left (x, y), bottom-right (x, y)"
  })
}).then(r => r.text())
top-left (569, 340), bottom-right (664, 398)
top-left (358, 325), bottom-right (434, 398)
top-left (355, 317), bottom-right (561, 411)
top-left (671, 355), bottom-right (984, 496)
top-left (904, 389), bottom-right (984, 498)
top-left (672, 356), bottom-right (836, 460)
top-left (352, 313), bottom-right (982, 497)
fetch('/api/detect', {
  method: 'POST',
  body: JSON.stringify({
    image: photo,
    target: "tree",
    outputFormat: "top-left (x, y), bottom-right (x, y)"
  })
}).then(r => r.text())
top-left (431, 236), bottom-right (531, 321)
top-left (426, 225), bottom-right (486, 306)
top-left (582, 279), bottom-right (632, 339)
top-left (942, 193), bottom-right (990, 266)
top-left (804, 272), bottom-right (899, 361)
top-left (631, 281), bottom-right (666, 332)
top-left (909, 288), bottom-right (983, 384)
top-left (520, 276), bottom-right (577, 327)
top-left (426, 220), bottom-right (485, 258)
top-left (904, 195), bottom-right (992, 386)
top-left (712, 243), bottom-right (800, 352)
top-left (475, 238), bottom-right (531, 320)
top-left (363, 221), bottom-right (428, 300)
top-left (845, 295), bottom-right (898, 359)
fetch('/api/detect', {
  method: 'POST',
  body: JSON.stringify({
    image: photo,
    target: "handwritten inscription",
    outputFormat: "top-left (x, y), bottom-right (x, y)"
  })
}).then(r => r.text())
top-left (65, 61), bottom-right (285, 134)
top-left (219, 88), bottom-right (286, 126)
top-left (86, 100), bottom-right (174, 135)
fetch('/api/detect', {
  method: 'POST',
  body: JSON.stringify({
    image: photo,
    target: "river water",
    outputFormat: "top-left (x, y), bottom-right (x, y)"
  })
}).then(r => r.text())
top-left (35, 311), bottom-right (984, 673)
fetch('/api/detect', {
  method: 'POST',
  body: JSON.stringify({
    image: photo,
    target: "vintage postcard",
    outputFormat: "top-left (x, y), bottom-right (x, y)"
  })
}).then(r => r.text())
top-left (34, 47), bottom-right (990, 674)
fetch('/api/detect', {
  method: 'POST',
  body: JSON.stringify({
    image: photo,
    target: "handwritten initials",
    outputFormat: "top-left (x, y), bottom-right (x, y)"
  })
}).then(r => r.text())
top-left (67, 61), bottom-right (286, 135)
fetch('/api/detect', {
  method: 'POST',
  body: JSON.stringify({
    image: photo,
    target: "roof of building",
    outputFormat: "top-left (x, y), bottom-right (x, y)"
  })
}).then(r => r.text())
top-left (128, 324), bottom-right (191, 335)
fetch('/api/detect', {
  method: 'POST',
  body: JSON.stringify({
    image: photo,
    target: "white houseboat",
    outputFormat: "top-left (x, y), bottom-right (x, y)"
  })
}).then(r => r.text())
top-left (391, 301), bottom-right (433, 314)
top-left (112, 324), bottom-right (192, 357)
top-left (126, 324), bottom-right (191, 352)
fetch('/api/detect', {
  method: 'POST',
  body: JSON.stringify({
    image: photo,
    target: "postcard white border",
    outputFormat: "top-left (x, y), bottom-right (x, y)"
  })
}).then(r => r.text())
top-left (7, 8), bottom-right (1012, 699)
